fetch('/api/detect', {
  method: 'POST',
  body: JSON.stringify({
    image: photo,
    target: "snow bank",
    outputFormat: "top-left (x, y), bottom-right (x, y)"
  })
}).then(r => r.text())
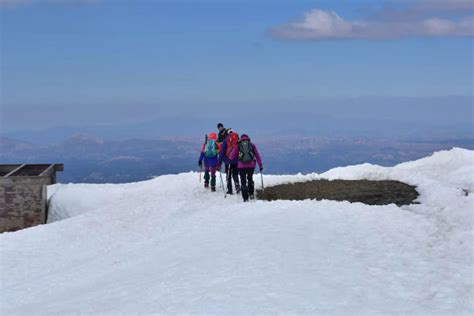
top-left (1, 148), bottom-right (473, 315)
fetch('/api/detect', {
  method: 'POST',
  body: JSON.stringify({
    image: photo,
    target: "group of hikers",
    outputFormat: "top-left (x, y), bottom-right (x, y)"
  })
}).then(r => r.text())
top-left (198, 123), bottom-right (263, 202)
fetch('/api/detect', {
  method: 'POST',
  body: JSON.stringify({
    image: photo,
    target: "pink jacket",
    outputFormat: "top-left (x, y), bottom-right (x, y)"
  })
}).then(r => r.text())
top-left (237, 135), bottom-right (263, 170)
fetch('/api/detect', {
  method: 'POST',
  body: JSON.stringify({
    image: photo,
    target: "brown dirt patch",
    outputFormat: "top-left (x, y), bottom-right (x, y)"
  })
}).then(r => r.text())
top-left (257, 179), bottom-right (419, 206)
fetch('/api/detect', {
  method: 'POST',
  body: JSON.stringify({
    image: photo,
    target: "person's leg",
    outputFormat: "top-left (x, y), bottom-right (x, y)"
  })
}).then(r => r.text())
top-left (239, 168), bottom-right (249, 201)
top-left (210, 166), bottom-right (217, 191)
top-left (204, 165), bottom-right (210, 188)
top-left (231, 164), bottom-right (240, 193)
top-left (248, 168), bottom-right (255, 199)
top-left (225, 163), bottom-right (232, 194)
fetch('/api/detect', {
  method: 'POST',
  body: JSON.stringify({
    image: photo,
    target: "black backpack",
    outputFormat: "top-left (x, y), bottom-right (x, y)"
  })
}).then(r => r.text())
top-left (238, 140), bottom-right (255, 163)
top-left (217, 128), bottom-right (230, 143)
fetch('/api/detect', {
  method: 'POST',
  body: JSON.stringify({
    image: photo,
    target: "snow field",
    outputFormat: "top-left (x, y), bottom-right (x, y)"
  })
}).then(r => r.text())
top-left (1, 148), bottom-right (473, 315)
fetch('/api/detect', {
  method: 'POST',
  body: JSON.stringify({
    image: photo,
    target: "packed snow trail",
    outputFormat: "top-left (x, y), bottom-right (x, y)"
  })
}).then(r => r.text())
top-left (1, 148), bottom-right (473, 315)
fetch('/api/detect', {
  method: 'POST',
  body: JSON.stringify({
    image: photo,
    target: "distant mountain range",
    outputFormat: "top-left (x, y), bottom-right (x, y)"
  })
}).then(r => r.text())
top-left (1, 134), bottom-right (473, 183)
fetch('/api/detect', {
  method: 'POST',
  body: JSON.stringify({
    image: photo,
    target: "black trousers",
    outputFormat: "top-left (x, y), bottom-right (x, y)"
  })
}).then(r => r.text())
top-left (203, 165), bottom-right (217, 188)
top-left (225, 163), bottom-right (240, 193)
top-left (239, 168), bottom-right (255, 201)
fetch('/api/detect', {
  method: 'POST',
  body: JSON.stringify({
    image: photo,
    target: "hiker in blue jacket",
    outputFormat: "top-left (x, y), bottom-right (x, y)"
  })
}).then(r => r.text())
top-left (198, 132), bottom-right (219, 192)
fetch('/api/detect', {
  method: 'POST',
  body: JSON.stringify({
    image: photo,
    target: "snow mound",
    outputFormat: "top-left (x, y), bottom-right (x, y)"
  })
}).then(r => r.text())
top-left (1, 148), bottom-right (473, 315)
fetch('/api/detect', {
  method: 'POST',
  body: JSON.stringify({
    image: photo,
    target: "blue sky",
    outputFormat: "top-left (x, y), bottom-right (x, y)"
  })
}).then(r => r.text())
top-left (1, 0), bottom-right (473, 133)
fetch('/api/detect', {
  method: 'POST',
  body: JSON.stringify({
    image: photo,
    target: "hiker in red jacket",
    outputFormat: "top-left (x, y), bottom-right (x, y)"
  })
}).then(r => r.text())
top-left (237, 134), bottom-right (263, 202)
top-left (219, 131), bottom-right (241, 195)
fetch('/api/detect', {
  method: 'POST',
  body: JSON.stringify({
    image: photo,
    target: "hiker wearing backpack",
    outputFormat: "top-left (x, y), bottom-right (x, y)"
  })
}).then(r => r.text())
top-left (198, 132), bottom-right (219, 192)
top-left (219, 131), bottom-right (241, 195)
top-left (217, 123), bottom-right (230, 144)
top-left (237, 134), bottom-right (263, 202)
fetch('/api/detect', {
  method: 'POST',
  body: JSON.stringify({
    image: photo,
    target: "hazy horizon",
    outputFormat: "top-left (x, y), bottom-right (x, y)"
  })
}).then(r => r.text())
top-left (2, 95), bottom-right (473, 141)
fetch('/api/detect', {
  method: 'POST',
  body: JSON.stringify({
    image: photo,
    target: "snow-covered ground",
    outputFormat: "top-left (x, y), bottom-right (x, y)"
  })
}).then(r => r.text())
top-left (1, 148), bottom-right (473, 315)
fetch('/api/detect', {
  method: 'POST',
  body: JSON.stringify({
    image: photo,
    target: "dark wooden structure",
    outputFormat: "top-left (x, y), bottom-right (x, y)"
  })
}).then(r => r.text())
top-left (0, 164), bottom-right (64, 233)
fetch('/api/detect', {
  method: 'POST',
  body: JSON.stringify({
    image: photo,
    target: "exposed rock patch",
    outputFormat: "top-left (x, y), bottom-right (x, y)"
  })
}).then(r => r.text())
top-left (257, 179), bottom-right (419, 206)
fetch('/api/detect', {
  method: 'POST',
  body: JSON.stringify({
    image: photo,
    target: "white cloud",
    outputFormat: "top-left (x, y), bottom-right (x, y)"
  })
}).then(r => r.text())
top-left (269, 1), bottom-right (474, 41)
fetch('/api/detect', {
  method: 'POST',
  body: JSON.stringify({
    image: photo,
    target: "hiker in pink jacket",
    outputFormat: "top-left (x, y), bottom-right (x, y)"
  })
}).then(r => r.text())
top-left (237, 134), bottom-right (263, 202)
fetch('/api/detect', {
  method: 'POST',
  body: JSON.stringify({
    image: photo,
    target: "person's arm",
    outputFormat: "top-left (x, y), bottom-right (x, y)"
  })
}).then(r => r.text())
top-left (217, 130), bottom-right (224, 143)
top-left (218, 141), bottom-right (227, 164)
top-left (198, 146), bottom-right (205, 165)
top-left (253, 144), bottom-right (263, 169)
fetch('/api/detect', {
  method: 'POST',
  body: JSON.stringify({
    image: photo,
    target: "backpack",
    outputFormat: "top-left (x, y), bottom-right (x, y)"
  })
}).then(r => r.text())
top-left (238, 140), bottom-right (255, 163)
top-left (225, 133), bottom-right (239, 158)
top-left (218, 128), bottom-right (230, 143)
top-left (205, 139), bottom-right (218, 157)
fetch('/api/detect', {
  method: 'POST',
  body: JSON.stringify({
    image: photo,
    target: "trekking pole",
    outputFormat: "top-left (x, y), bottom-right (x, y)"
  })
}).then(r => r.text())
top-left (219, 170), bottom-right (225, 194)
top-left (224, 166), bottom-right (230, 198)
top-left (199, 134), bottom-right (207, 184)
top-left (260, 170), bottom-right (265, 191)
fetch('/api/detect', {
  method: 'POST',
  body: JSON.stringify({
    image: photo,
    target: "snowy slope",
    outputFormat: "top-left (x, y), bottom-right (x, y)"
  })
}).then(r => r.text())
top-left (1, 148), bottom-right (473, 315)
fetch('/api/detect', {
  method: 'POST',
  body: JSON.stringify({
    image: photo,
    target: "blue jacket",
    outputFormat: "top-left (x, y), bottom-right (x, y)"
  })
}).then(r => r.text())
top-left (199, 152), bottom-right (219, 167)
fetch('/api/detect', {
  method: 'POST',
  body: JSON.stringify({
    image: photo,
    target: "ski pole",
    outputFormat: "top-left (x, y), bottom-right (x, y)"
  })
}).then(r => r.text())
top-left (260, 170), bottom-right (265, 190)
top-left (198, 165), bottom-right (202, 183)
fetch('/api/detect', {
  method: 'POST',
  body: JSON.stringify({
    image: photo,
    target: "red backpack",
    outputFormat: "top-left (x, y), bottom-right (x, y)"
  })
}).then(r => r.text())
top-left (225, 133), bottom-right (239, 157)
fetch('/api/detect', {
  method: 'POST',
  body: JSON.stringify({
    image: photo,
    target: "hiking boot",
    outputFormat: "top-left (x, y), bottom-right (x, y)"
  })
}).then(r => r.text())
top-left (204, 183), bottom-right (209, 189)
top-left (249, 194), bottom-right (255, 200)
top-left (243, 198), bottom-right (249, 202)
top-left (236, 186), bottom-right (241, 194)
top-left (211, 187), bottom-right (216, 192)
top-left (226, 190), bottom-right (233, 195)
